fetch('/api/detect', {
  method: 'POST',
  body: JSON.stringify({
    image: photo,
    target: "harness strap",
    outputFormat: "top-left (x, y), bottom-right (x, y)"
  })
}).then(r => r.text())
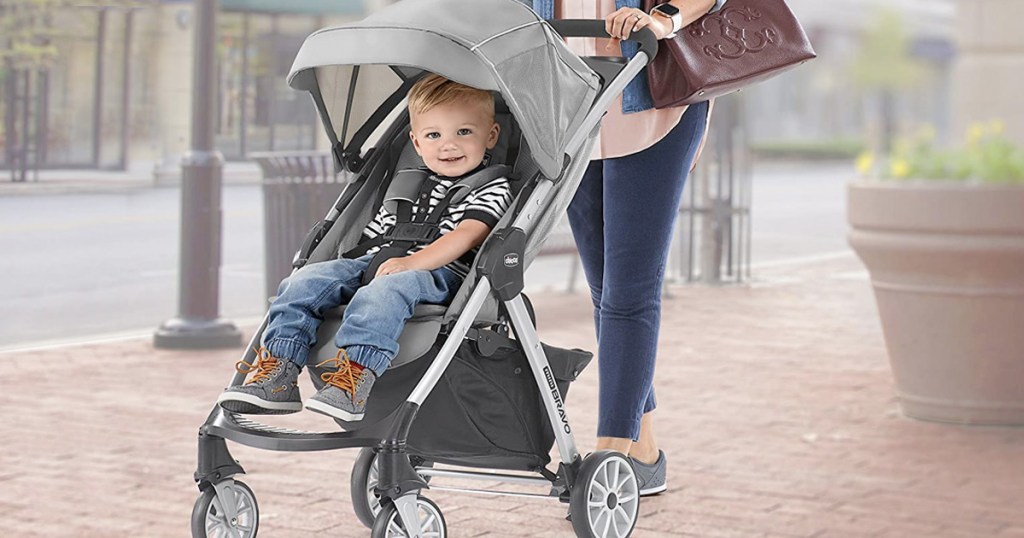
top-left (359, 174), bottom-right (444, 284)
top-left (448, 164), bottom-right (511, 205)
top-left (349, 164), bottom-right (511, 284)
top-left (423, 181), bottom-right (464, 223)
top-left (340, 169), bottom-right (424, 259)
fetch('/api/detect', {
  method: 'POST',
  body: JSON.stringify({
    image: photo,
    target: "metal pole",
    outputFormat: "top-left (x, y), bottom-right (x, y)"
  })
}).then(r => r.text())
top-left (741, 97), bottom-right (753, 283)
top-left (19, 70), bottom-right (30, 183)
top-left (93, 8), bottom-right (106, 167)
top-left (3, 66), bottom-right (13, 182)
top-left (3, 3), bottom-right (16, 181)
top-left (118, 9), bottom-right (134, 171)
top-left (267, 14), bottom-right (279, 151)
top-left (309, 15), bottom-right (324, 149)
top-left (155, 0), bottom-right (241, 349)
top-left (35, 68), bottom-right (46, 181)
top-left (722, 101), bottom-right (734, 279)
top-left (39, 9), bottom-right (52, 169)
top-left (239, 12), bottom-right (250, 157)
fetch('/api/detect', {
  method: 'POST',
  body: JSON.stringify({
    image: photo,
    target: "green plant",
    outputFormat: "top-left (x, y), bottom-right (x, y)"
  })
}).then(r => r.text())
top-left (851, 10), bottom-right (926, 153)
top-left (856, 121), bottom-right (1024, 184)
top-left (752, 138), bottom-right (865, 160)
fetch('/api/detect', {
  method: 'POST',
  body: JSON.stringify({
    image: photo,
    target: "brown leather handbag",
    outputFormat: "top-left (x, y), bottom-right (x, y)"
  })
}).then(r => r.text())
top-left (644, 0), bottom-right (816, 108)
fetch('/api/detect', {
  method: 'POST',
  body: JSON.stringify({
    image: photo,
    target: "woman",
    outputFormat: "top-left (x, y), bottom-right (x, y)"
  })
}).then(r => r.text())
top-left (529, 0), bottom-right (725, 495)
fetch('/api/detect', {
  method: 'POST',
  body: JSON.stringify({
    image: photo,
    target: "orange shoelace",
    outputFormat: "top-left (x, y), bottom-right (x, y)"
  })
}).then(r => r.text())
top-left (236, 347), bottom-right (280, 385)
top-left (315, 349), bottom-right (363, 402)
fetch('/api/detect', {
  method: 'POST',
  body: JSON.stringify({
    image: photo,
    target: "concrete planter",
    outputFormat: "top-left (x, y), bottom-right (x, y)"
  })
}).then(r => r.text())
top-left (848, 180), bottom-right (1024, 425)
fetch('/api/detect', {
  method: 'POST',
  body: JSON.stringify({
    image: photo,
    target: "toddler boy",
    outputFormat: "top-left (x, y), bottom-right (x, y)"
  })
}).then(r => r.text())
top-left (218, 74), bottom-right (512, 421)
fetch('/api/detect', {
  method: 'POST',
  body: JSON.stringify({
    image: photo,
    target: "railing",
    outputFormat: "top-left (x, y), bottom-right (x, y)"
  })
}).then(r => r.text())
top-left (671, 94), bottom-right (752, 286)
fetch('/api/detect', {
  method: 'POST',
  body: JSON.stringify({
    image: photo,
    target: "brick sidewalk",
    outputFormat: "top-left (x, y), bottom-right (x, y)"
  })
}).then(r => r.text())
top-left (2, 254), bottom-right (1022, 537)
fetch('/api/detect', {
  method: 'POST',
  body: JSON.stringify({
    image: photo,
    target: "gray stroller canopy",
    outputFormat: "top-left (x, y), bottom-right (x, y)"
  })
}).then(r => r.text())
top-left (287, 0), bottom-right (600, 179)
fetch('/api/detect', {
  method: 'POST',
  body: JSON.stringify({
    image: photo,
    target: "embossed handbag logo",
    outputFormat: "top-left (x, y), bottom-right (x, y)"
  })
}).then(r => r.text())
top-left (689, 6), bottom-right (778, 60)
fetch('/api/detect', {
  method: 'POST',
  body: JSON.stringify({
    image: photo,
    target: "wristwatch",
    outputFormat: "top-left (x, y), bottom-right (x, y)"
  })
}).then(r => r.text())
top-left (650, 2), bottom-right (682, 39)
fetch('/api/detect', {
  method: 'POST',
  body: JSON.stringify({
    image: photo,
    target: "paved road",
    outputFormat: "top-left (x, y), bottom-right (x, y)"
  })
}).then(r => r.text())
top-left (0, 186), bottom-right (265, 349)
top-left (748, 160), bottom-right (852, 264)
top-left (0, 160), bottom-right (855, 350)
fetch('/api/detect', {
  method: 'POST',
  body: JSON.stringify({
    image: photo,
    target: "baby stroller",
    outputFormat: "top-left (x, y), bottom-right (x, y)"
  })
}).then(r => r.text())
top-left (191, 0), bottom-right (660, 536)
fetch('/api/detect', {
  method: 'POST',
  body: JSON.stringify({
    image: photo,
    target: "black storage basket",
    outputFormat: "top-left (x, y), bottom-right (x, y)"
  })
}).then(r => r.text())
top-left (313, 336), bottom-right (592, 471)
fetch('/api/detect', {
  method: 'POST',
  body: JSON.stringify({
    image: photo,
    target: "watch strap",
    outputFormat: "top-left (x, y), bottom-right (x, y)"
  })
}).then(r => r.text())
top-left (651, 3), bottom-right (682, 38)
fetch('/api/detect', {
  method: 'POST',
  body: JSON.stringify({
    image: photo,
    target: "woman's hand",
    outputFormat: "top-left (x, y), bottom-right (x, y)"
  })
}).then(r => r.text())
top-left (604, 6), bottom-right (673, 45)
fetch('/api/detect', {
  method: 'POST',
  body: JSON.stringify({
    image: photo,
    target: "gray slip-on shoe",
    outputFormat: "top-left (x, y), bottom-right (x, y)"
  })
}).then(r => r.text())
top-left (630, 450), bottom-right (667, 496)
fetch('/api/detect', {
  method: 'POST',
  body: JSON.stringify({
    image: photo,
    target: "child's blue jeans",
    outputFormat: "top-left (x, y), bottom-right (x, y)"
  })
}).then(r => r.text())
top-left (261, 254), bottom-right (462, 377)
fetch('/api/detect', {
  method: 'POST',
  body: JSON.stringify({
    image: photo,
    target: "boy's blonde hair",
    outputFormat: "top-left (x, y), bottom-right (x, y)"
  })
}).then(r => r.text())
top-left (408, 74), bottom-right (495, 120)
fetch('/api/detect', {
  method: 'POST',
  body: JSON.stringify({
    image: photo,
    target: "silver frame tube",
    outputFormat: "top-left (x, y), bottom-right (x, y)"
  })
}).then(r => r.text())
top-left (417, 468), bottom-right (552, 488)
top-left (429, 486), bottom-right (553, 499)
top-left (505, 294), bottom-right (580, 465)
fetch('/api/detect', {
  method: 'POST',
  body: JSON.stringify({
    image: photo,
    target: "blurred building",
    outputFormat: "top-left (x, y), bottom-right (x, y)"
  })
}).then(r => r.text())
top-left (0, 0), bottom-right (375, 179)
top-left (951, 0), bottom-right (1024, 146)
top-left (741, 0), bottom-right (956, 156)
top-left (9, 0), bottom-right (1017, 177)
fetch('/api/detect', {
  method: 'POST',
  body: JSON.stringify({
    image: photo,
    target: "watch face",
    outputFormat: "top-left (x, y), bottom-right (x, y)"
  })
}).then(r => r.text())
top-left (655, 3), bottom-right (680, 16)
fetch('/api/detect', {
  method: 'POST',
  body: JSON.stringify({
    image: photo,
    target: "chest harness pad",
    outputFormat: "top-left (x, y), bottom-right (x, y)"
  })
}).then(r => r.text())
top-left (346, 164), bottom-right (511, 285)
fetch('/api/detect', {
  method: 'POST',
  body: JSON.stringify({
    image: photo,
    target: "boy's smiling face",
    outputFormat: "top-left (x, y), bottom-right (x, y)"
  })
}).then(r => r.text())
top-left (409, 100), bottom-right (500, 177)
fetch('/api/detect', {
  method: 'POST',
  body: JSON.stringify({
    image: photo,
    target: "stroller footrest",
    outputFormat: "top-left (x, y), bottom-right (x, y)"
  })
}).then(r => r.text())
top-left (229, 414), bottom-right (328, 436)
top-left (204, 409), bottom-right (384, 452)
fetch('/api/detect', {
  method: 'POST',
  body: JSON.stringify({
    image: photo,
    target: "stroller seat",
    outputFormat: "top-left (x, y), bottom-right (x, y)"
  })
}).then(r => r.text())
top-left (310, 303), bottom-right (449, 370)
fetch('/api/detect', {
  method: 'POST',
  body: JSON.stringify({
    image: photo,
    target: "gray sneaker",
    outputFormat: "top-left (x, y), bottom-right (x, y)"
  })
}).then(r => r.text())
top-left (217, 350), bottom-right (302, 414)
top-left (305, 353), bottom-right (376, 421)
top-left (630, 450), bottom-right (668, 496)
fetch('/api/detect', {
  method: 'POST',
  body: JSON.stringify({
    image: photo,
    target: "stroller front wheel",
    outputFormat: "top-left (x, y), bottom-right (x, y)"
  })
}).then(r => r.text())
top-left (351, 447), bottom-right (434, 529)
top-left (569, 451), bottom-right (639, 538)
top-left (370, 495), bottom-right (447, 538)
top-left (191, 479), bottom-right (260, 538)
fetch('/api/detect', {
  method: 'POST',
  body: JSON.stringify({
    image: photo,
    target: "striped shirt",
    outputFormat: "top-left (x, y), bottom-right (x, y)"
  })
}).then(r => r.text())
top-left (361, 172), bottom-right (513, 257)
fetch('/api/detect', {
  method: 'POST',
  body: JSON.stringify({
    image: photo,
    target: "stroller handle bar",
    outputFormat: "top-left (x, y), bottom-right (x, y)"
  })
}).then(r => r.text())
top-left (548, 19), bottom-right (658, 63)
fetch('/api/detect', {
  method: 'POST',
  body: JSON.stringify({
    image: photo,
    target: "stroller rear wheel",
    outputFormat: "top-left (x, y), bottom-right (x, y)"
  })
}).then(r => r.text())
top-left (370, 495), bottom-right (447, 538)
top-left (191, 479), bottom-right (259, 538)
top-left (569, 451), bottom-right (639, 538)
top-left (351, 447), bottom-right (435, 528)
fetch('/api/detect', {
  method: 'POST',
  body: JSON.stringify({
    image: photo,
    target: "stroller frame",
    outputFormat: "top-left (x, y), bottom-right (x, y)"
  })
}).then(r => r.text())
top-left (192, 9), bottom-right (658, 537)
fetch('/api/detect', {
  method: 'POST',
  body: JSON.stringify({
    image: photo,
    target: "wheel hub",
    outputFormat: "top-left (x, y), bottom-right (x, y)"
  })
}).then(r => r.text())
top-left (606, 492), bottom-right (618, 510)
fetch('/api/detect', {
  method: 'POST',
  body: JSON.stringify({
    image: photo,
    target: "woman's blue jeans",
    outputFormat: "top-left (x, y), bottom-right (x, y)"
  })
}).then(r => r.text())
top-left (261, 254), bottom-right (461, 377)
top-left (567, 101), bottom-right (709, 440)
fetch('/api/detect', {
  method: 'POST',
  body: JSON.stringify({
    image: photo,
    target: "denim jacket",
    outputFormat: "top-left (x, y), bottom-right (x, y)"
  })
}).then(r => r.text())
top-left (525, 0), bottom-right (727, 114)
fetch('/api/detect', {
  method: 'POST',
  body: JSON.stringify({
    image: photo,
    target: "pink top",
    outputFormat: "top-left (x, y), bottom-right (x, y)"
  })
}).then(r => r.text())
top-left (556, 0), bottom-right (687, 160)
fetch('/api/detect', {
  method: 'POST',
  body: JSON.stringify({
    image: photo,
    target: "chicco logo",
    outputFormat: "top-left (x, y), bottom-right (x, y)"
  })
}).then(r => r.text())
top-left (503, 254), bottom-right (520, 268)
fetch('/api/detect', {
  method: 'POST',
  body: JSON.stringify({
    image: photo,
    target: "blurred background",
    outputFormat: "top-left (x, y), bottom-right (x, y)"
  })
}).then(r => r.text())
top-left (0, 0), bottom-right (1019, 349)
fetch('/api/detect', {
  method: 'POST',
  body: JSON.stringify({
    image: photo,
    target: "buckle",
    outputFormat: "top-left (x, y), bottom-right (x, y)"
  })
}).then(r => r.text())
top-left (385, 222), bottom-right (441, 243)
